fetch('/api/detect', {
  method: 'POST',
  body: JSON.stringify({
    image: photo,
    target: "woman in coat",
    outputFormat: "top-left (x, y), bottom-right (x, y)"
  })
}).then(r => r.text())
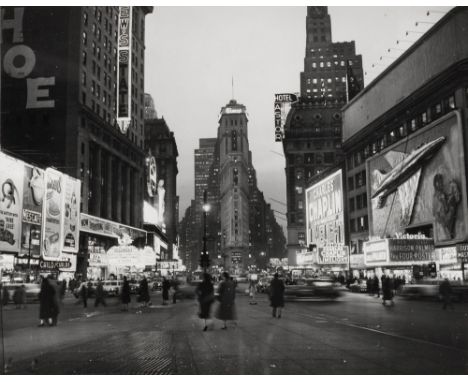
top-left (138, 277), bottom-right (150, 307)
top-left (269, 273), bottom-right (285, 318)
top-left (196, 273), bottom-right (215, 331)
top-left (121, 276), bottom-right (131, 311)
top-left (162, 277), bottom-right (171, 305)
top-left (215, 272), bottom-right (237, 329)
top-left (38, 276), bottom-right (55, 327)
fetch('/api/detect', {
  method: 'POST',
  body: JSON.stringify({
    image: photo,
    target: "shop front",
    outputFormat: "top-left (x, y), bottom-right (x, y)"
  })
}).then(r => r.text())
top-left (79, 213), bottom-right (147, 280)
top-left (364, 236), bottom-right (436, 282)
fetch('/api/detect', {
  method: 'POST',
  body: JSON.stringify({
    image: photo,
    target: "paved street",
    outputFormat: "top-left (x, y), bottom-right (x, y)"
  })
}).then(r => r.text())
top-left (1, 288), bottom-right (468, 374)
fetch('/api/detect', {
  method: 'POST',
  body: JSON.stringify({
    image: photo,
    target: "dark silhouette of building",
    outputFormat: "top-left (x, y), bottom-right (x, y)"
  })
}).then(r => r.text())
top-left (281, 6), bottom-right (363, 265)
top-left (144, 115), bottom-right (179, 260)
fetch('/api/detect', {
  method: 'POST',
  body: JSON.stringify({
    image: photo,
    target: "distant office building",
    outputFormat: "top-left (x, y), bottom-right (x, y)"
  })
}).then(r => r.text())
top-left (144, 93), bottom-right (158, 120)
top-left (282, 6), bottom-right (363, 266)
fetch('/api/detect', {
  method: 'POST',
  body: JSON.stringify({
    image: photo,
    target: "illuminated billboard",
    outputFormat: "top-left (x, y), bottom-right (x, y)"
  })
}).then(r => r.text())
top-left (117, 6), bottom-right (132, 134)
top-left (274, 93), bottom-right (298, 142)
top-left (367, 111), bottom-right (468, 245)
top-left (305, 169), bottom-right (344, 249)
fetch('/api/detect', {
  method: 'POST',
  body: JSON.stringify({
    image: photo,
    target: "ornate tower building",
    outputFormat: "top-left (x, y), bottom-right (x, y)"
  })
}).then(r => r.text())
top-left (218, 99), bottom-right (250, 273)
top-left (282, 6), bottom-right (364, 265)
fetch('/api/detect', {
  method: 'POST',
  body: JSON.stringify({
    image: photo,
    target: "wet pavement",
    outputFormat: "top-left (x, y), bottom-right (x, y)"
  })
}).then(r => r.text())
top-left (1, 290), bottom-right (468, 374)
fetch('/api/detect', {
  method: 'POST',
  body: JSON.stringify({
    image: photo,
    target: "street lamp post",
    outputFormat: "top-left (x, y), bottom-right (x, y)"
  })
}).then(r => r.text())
top-left (201, 190), bottom-right (210, 273)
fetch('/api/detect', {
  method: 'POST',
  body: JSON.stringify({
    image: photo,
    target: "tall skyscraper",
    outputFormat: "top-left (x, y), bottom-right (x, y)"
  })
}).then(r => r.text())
top-left (218, 99), bottom-right (250, 273)
top-left (282, 6), bottom-right (364, 265)
top-left (1, 6), bottom-right (153, 276)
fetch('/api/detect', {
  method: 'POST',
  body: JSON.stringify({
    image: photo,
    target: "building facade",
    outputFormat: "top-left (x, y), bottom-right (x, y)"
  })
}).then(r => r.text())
top-left (144, 116), bottom-right (179, 260)
top-left (282, 6), bottom-right (363, 266)
top-left (1, 6), bottom-right (153, 276)
top-left (218, 100), bottom-right (251, 273)
top-left (342, 7), bottom-right (468, 281)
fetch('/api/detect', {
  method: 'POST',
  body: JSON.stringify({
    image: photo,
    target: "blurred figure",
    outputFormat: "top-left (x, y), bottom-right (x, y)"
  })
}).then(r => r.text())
top-left (269, 273), bottom-right (285, 318)
top-left (162, 277), bottom-right (171, 305)
top-left (216, 272), bottom-right (237, 329)
top-left (121, 276), bottom-right (131, 311)
top-left (60, 279), bottom-right (67, 301)
top-left (138, 276), bottom-right (150, 307)
top-left (439, 278), bottom-right (453, 310)
top-left (79, 280), bottom-right (88, 308)
top-left (196, 273), bottom-right (215, 331)
top-left (48, 275), bottom-right (60, 326)
top-left (382, 276), bottom-right (394, 307)
top-left (94, 279), bottom-right (107, 307)
top-left (13, 284), bottom-right (26, 309)
top-left (171, 277), bottom-right (180, 304)
top-left (1, 283), bottom-right (9, 306)
top-left (38, 276), bottom-right (55, 326)
top-left (249, 274), bottom-right (258, 305)
top-left (373, 275), bottom-right (380, 298)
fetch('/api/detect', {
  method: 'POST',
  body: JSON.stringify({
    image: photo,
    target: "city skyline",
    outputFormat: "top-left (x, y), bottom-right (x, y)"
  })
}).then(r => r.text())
top-left (144, 5), bottom-right (452, 228)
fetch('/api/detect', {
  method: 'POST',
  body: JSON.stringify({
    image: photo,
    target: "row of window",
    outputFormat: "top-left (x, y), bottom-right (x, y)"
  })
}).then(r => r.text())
top-left (349, 192), bottom-right (367, 212)
top-left (348, 170), bottom-right (366, 191)
top-left (348, 94), bottom-right (456, 169)
top-left (350, 215), bottom-right (368, 233)
top-left (311, 60), bottom-right (355, 69)
top-left (307, 77), bottom-right (348, 85)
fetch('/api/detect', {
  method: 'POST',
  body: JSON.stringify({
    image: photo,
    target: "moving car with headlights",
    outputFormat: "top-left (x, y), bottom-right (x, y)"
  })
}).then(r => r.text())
top-left (284, 278), bottom-right (341, 301)
top-left (349, 279), bottom-right (368, 293)
top-left (2, 282), bottom-right (41, 303)
top-left (103, 280), bottom-right (122, 297)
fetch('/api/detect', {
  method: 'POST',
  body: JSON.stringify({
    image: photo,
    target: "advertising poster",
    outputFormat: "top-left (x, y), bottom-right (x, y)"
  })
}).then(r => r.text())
top-left (367, 112), bottom-right (468, 245)
top-left (305, 169), bottom-right (344, 248)
top-left (0, 152), bottom-right (24, 253)
top-left (42, 168), bottom-right (64, 260)
top-left (317, 245), bottom-right (349, 265)
top-left (21, 164), bottom-right (45, 257)
top-left (62, 175), bottom-right (81, 253)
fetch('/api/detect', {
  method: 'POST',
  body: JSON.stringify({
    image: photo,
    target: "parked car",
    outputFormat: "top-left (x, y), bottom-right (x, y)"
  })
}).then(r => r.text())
top-left (284, 278), bottom-right (341, 301)
top-left (349, 279), bottom-right (368, 293)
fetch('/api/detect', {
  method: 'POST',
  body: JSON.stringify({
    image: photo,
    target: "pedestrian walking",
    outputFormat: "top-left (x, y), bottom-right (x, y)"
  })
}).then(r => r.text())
top-left (171, 277), bottom-right (180, 304)
top-left (269, 273), bottom-right (285, 318)
top-left (439, 278), bottom-right (453, 310)
top-left (138, 276), bottom-right (150, 307)
top-left (373, 275), bottom-right (380, 297)
top-left (215, 272), bottom-right (237, 329)
top-left (162, 277), bottom-right (171, 305)
top-left (79, 281), bottom-right (88, 308)
top-left (121, 276), bottom-right (131, 311)
top-left (13, 285), bottom-right (26, 309)
top-left (60, 279), bottom-right (67, 301)
top-left (382, 276), bottom-right (394, 306)
top-left (1, 283), bottom-right (9, 306)
top-left (94, 279), bottom-right (107, 307)
top-left (248, 274), bottom-right (258, 305)
top-left (196, 273), bottom-right (215, 331)
top-left (38, 276), bottom-right (56, 327)
top-left (48, 275), bottom-right (61, 326)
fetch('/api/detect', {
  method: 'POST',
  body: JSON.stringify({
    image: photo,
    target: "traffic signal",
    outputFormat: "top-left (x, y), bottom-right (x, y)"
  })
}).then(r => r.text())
top-left (200, 254), bottom-right (210, 269)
